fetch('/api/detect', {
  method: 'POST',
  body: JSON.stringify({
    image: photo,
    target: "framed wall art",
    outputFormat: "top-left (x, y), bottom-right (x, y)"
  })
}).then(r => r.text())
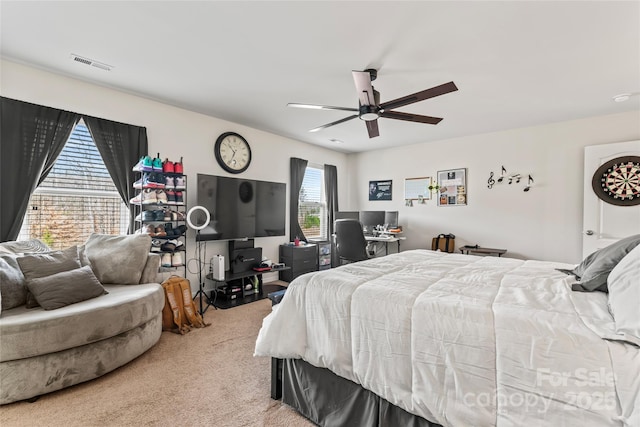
top-left (437, 168), bottom-right (467, 206)
top-left (369, 179), bottom-right (392, 201)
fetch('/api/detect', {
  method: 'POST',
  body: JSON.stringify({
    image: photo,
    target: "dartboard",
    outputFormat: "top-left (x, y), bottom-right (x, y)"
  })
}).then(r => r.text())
top-left (591, 156), bottom-right (640, 206)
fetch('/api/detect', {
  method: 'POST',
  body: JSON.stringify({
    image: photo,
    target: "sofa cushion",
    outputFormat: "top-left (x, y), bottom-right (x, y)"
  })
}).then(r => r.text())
top-left (85, 233), bottom-right (151, 285)
top-left (0, 254), bottom-right (27, 311)
top-left (26, 265), bottom-right (106, 310)
top-left (0, 283), bottom-right (164, 362)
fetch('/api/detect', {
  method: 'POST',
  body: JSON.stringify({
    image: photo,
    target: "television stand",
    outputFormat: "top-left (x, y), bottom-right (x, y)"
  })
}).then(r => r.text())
top-left (203, 267), bottom-right (290, 310)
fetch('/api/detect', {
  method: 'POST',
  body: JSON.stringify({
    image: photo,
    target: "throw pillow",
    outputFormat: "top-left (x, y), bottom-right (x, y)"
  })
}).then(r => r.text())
top-left (17, 245), bottom-right (83, 308)
top-left (25, 265), bottom-right (106, 310)
top-left (0, 253), bottom-right (27, 310)
top-left (571, 234), bottom-right (640, 292)
top-left (85, 233), bottom-right (151, 285)
top-left (607, 245), bottom-right (640, 346)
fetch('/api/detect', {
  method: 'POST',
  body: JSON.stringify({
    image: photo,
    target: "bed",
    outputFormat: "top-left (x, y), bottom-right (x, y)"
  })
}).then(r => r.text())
top-left (254, 248), bottom-right (640, 426)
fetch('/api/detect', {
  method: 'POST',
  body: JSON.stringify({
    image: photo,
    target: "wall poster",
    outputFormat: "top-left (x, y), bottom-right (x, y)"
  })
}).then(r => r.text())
top-left (437, 168), bottom-right (467, 206)
top-left (369, 179), bottom-right (393, 201)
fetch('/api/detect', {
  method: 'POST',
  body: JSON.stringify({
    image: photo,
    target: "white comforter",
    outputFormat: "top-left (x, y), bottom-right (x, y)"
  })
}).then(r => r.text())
top-left (255, 250), bottom-right (640, 426)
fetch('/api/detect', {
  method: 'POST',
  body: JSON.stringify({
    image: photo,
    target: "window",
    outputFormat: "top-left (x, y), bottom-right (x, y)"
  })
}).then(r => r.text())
top-left (18, 121), bottom-right (129, 250)
top-left (299, 165), bottom-right (327, 240)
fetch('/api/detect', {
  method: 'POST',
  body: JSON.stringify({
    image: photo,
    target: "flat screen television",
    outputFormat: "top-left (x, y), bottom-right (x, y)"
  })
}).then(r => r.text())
top-left (195, 173), bottom-right (286, 241)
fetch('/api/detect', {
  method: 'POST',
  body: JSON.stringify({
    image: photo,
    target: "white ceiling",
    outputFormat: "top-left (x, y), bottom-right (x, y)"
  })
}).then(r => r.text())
top-left (1, 1), bottom-right (639, 153)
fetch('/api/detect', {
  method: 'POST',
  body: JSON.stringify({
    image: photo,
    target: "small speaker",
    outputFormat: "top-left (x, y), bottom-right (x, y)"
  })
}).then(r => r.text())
top-left (211, 255), bottom-right (225, 281)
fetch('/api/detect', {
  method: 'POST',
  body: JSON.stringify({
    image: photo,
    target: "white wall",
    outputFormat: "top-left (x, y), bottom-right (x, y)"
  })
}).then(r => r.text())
top-left (347, 111), bottom-right (640, 263)
top-left (0, 60), bottom-right (349, 288)
top-left (3, 59), bottom-right (639, 274)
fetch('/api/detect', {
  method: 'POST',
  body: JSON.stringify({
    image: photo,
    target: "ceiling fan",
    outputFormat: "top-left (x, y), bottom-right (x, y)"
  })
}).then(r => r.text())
top-left (288, 69), bottom-right (458, 139)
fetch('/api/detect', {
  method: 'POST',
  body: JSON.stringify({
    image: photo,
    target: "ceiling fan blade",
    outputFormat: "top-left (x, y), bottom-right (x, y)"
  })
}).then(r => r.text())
top-left (287, 103), bottom-right (358, 112)
top-left (380, 110), bottom-right (443, 125)
top-left (365, 120), bottom-right (380, 138)
top-left (352, 70), bottom-right (376, 106)
top-left (380, 81), bottom-right (458, 111)
top-left (309, 115), bottom-right (358, 133)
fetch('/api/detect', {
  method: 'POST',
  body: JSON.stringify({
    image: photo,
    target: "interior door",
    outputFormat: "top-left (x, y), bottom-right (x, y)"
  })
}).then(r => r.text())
top-left (583, 140), bottom-right (640, 257)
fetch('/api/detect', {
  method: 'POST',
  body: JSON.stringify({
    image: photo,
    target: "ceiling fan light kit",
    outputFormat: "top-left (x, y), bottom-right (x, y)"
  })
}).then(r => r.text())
top-left (288, 68), bottom-right (458, 139)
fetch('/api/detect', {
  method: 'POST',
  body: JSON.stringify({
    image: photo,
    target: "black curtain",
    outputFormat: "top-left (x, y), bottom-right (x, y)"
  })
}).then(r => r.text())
top-left (290, 157), bottom-right (308, 242)
top-left (324, 164), bottom-right (338, 238)
top-left (83, 116), bottom-right (148, 234)
top-left (0, 97), bottom-right (80, 242)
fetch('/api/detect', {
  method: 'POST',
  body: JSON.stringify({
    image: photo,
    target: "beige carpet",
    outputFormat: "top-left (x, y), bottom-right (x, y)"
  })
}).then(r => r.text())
top-left (0, 288), bottom-right (314, 427)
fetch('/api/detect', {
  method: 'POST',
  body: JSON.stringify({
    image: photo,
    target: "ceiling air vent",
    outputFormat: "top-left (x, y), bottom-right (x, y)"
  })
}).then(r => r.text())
top-left (70, 54), bottom-right (113, 71)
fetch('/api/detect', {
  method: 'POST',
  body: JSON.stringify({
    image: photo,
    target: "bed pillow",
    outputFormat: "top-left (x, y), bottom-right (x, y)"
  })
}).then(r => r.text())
top-left (0, 254), bottom-right (27, 310)
top-left (85, 233), bottom-right (151, 285)
top-left (571, 234), bottom-right (640, 292)
top-left (25, 265), bottom-right (106, 310)
top-left (607, 245), bottom-right (640, 346)
top-left (17, 246), bottom-right (83, 308)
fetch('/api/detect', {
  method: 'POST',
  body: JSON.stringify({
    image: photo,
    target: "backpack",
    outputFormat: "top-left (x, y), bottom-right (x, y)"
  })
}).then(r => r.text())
top-left (161, 276), bottom-right (210, 334)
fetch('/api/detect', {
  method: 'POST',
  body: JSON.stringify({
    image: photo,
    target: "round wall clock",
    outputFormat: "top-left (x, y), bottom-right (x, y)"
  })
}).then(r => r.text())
top-left (214, 132), bottom-right (251, 174)
top-left (591, 156), bottom-right (640, 206)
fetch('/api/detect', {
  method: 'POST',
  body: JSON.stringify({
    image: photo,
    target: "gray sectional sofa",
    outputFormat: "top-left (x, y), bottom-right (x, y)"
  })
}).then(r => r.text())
top-left (0, 234), bottom-right (165, 405)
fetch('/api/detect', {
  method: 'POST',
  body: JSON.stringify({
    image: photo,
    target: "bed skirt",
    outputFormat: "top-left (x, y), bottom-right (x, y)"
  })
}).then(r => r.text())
top-left (275, 358), bottom-right (442, 427)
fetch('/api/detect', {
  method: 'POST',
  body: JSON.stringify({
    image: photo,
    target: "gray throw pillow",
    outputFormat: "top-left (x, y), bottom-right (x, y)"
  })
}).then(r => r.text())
top-left (85, 233), bottom-right (151, 285)
top-left (25, 265), bottom-right (106, 310)
top-left (0, 253), bottom-right (28, 310)
top-left (571, 234), bottom-right (640, 292)
top-left (17, 245), bottom-right (83, 308)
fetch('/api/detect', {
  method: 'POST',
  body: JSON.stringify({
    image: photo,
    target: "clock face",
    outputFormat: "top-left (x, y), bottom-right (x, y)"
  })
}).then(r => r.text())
top-left (214, 132), bottom-right (251, 174)
top-left (591, 156), bottom-right (640, 206)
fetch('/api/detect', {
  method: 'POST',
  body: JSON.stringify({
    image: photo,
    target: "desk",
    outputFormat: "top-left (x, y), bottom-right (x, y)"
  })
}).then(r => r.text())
top-left (365, 235), bottom-right (405, 255)
top-left (459, 245), bottom-right (507, 257)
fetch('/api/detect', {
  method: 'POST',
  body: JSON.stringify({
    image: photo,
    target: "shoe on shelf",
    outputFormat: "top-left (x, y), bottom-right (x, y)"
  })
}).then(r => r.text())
top-left (134, 210), bottom-right (156, 222)
top-left (155, 224), bottom-right (167, 237)
top-left (161, 239), bottom-right (177, 252)
top-left (163, 209), bottom-right (172, 221)
top-left (165, 190), bottom-right (176, 205)
top-left (161, 253), bottom-right (172, 267)
top-left (175, 191), bottom-right (184, 205)
top-left (155, 189), bottom-right (168, 205)
top-left (164, 176), bottom-right (175, 189)
top-left (174, 157), bottom-right (184, 174)
top-left (171, 252), bottom-right (183, 267)
top-left (152, 210), bottom-right (165, 221)
top-left (175, 211), bottom-right (186, 221)
top-left (163, 158), bottom-right (175, 174)
top-left (133, 175), bottom-right (144, 189)
top-left (174, 176), bottom-right (186, 190)
top-left (135, 224), bottom-right (155, 235)
top-left (172, 225), bottom-right (187, 237)
top-left (150, 239), bottom-right (162, 253)
top-left (149, 172), bottom-right (165, 189)
top-left (152, 154), bottom-right (163, 172)
top-left (130, 188), bottom-right (157, 205)
top-left (133, 155), bottom-right (153, 172)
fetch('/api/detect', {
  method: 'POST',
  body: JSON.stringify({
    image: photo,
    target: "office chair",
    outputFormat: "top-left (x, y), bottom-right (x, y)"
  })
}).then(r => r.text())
top-left (334, 219), bottom-right (369, 265)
